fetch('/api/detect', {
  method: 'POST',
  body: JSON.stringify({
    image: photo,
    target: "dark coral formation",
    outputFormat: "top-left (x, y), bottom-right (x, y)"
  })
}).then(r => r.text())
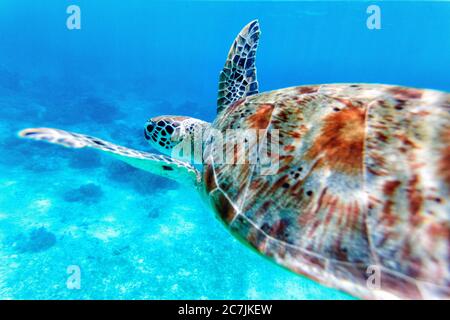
top-left (147, 208), bottom-right (161, 219)
top-left (106, 161), bottom-right (173, 195)
top-left (13, 227), bottom-right (57, 253)
top-left (43, 95), bottom-right (124, 126)
top-left (69, 149), bottom-right (102, 169)
top-left (1, 136), bottom-right (71, 172)
top-left (62, 183), bottom-right (103, 204)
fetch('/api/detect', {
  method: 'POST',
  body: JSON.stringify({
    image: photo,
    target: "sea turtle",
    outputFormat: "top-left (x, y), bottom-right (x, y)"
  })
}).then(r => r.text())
top-left (19, 20), bottom-right (450, 300)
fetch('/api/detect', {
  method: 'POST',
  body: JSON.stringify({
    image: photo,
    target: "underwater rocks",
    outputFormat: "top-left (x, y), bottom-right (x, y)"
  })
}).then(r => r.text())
top-left (147, 208), bottom-right (161, 219)
top-left (0, 136), bottom-right (70, 172)
top-left (81, 96), bottom-right (124, 124)
top-left (112, 245), bottom-right (130, 256)
top-left (11, 227), bottom-right (57, 253)
top-left (62, 183), bottom-right (103, 204)
top-left (68, 149), bottom-right (102, 169)
top-left (106, 161), bottom-right (174, 195)
top-left (0, 95), bottom-right (42, 123)
top-left (43, 95), bottom-right (124, 125)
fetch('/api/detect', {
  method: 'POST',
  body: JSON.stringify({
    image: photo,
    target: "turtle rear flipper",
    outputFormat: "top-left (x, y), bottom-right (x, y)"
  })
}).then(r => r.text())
top-left (19, 128), bottom-right (201, 187)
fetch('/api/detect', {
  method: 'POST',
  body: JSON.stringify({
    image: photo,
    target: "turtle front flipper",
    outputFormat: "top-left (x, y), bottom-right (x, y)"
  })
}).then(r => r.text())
top-left (217, 20), bottom-right (260, 113)
top-left (19, 127), bottom-right (201, 187)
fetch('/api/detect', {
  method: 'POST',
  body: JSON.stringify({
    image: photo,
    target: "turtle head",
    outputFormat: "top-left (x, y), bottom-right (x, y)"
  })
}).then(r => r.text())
top-left (144, 116), bottom-right (208, 162)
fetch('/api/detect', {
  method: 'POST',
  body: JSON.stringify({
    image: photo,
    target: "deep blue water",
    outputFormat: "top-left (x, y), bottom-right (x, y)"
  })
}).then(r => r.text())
top-left (0, 1), bottom-right (449, 299)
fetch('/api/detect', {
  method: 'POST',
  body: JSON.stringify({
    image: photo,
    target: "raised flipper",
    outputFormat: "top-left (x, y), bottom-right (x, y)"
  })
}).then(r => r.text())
top-left (19, 128), bottom-right (201, 187)
top-left (217, 20), bottom-right (260, 113)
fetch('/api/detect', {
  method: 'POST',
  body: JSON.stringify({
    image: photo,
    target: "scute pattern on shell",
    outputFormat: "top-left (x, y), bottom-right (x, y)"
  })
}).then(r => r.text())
top-left (203, 83), bottom-right (450, 299)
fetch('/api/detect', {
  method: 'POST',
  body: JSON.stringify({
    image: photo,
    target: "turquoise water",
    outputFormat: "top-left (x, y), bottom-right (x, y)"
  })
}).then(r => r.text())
top-left (0, 1), bottom-right (449, 299)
